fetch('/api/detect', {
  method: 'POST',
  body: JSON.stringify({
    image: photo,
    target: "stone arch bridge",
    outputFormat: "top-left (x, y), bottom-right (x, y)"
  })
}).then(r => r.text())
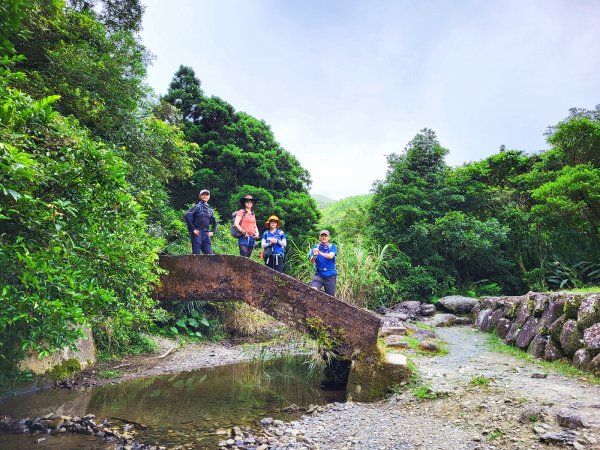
top-left (154, 255), bottom-right (381, 359)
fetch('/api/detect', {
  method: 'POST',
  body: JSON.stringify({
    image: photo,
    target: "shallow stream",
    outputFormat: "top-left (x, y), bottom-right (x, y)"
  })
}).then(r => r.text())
top-left (0, 356), bottom-right (344, 449)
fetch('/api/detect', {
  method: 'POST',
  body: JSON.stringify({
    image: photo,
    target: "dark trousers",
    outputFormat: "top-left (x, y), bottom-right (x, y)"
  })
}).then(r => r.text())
top-left (309, 274), bottom-right (337, 296)
top-left (265, 254), bottom-right (284, 273)
top-left (191, 231), bottom-right (214, 255)
top-left (239, 244), bottom-right (253, 257)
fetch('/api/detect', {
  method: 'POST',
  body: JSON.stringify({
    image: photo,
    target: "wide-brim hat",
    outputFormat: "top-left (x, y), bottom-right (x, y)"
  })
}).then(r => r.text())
top-left (239, 194), bottom-right (259, 207)
top-left (265, 215), bottom-right (281, 227)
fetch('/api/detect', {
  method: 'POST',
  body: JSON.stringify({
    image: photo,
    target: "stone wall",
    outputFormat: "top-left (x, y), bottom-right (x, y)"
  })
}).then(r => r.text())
top-left (472, 292), bottom-right (600, 376)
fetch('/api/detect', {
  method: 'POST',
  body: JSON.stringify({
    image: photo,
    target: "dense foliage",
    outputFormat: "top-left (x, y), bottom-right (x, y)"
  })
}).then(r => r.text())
top-left (0, 61), bottom-right (160, 380)
top-left (367, 115), bottom-right (600, 302)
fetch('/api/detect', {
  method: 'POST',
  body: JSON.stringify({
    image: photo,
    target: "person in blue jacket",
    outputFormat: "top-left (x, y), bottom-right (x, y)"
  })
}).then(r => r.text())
top-left (308, 230), bottom-right (337, 296)
top-left (184, 189), bottom-right (217, 255)
top-left (261, 215), bottom-right (287, 272)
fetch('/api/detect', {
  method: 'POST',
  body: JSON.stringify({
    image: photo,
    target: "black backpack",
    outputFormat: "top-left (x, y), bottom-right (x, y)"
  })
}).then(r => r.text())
top-left (230, 210), bottom-right (247, 237)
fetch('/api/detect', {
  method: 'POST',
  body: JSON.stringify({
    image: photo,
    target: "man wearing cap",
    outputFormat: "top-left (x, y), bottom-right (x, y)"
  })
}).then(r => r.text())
top-left (308, 230), bottom-right (337, 296)
top-left (184, 189), bottom-right (217, 255)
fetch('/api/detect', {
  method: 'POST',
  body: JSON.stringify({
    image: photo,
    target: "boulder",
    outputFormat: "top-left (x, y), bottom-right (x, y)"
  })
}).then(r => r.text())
top-left (489, 308), bottom-right (505, 329)
top-left (538, 298), bottom-right (566, 334)
top-left (495, 318), bottom-right (512, 339)
top-left (556, 408), bottom-right (587, 429)
top-left (497, 296), bottom-right (523, 319)
top-left (528, 292), bottom-right (550, 318)
top-left (438, 295), bottom-right (478, 315)
top-left (420, 303), bottom-right (436, 317)
top-left (563, 294), bottom-right (584, 320)
top-left (479, 296), bottom-right (498, 310)
top-left (384, 335), bottom-right (410, 349)
top-left (505, 322), bottom-right (519, 345)
top-left (583, 323), bottom-right (600, 355)
top-left (577, 294), bottom-right (600, 330)
top-left (516, 316), bottom-right (539, 349)
top-left (543, 339), bottom-right (564, 362)
top-left (379, 325), bottom-right (407, 337)
top-left (515, 298), bottom-right (533, 327)
top-left (434, 314), bottom-right (471, 327)
top-left (478, 308), bottom-right (495, 332)
top-left (391, 301), bottom-right (422, 319)
top-left (548, 316), bottom-right (566, 343)
top-left (405, 323), bottom-right (436, 339)
top-left (589, 353), bottom-right (600, 376)
top-left (572, 348), bottom-right (591, 371)
top-left (527, 334), bottom-right (547, 359)
top-left (380, 312), bottom-right (409, 324)
top-left (475, 308), bottom-right (491, 329)
top-left (559, 320), bottom-right (583, 357)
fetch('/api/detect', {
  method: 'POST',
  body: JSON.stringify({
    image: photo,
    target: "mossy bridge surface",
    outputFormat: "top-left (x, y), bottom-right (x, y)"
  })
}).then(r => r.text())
top-left (154, 255), bottom-right (381, 359)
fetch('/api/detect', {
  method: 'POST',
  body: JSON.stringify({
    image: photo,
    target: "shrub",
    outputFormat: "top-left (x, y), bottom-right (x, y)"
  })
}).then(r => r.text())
top-left (0, 68), bottom-right (160, 379)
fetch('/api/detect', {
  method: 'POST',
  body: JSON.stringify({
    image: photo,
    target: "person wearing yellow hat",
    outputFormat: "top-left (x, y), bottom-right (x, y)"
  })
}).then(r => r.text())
top-left (261, 215), bottom-right (287, 272)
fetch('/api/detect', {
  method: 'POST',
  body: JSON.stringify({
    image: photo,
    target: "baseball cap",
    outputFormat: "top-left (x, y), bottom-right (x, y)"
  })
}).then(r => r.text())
top-left (199, 189), bottom-right (210, 195)
top-left (319, 230), bottom-right (330, 236)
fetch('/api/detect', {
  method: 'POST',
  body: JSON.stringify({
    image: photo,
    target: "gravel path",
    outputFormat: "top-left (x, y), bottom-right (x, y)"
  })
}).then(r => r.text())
top-left (244, 325), bottom-right (600, 450)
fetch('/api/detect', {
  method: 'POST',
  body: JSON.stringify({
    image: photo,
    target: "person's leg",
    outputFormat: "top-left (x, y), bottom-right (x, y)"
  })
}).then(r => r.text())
top-left (274, 255), bottom-right (284, 273)
top-left (323, 275), bottom-right (337, 296)
top-left (191, 233), bottom-right (202, 255)
top-left (200, 232), bottom-right (214, 255)
top-left (239, 244), bottom-right (253, 257)
top-left (309, 274), bottom-right (325, 290)
top-left (265, 255), bottom-right (276, 269)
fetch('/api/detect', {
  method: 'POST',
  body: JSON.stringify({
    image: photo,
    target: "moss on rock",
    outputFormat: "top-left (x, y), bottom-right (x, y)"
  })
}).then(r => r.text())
top-left (45, 358), bottom-right (81, 381)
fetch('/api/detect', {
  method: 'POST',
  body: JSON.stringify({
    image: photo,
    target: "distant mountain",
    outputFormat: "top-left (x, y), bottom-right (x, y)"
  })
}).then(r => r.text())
top-left (312, 194), bottom-right (336, 209)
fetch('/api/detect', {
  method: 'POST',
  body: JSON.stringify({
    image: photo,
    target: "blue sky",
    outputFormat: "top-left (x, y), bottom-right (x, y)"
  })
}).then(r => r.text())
top-left (140, 0), bottom-right (600, 199)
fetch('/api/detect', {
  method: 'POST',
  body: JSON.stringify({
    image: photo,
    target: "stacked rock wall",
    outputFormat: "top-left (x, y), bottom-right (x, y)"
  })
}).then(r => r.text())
top-left (473, 292), bottom-right (600, 375)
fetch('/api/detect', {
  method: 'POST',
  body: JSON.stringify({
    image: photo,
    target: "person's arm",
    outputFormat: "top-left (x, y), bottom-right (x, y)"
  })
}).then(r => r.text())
top-left (209, 213), bottom-right (217, 235)
top-left (234, 211), bottom-right (245, 235)
top-left (279, 231), bottom-right (287, 248)
top-left (261, 232), bottom-right (269, 248)
top-left (320, 244), bottom-right (336, 260)
top-left (309, 246), bottom-right (317, 263)
top-left (184, 204), bottom-right (199, 234)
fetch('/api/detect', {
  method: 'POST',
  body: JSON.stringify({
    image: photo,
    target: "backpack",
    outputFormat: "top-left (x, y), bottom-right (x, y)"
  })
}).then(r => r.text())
top-left (230, 210), bottom-right (247, 237)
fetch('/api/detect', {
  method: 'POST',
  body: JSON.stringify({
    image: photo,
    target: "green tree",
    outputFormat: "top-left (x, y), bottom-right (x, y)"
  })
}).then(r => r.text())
top-left (0, 74), bottom-right (160, 379)
top-left (163, 65), bottom-right (318, 240)
top-left (531, 164), bottom-right (600, 258)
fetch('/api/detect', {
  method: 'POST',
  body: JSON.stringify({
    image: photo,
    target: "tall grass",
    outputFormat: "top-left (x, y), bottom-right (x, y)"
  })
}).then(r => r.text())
top-left (287, 238), bottom-right (397, 309)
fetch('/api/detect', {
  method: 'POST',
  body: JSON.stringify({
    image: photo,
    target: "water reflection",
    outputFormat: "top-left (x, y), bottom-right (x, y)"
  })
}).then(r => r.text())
top-left (0, 356), bottom-right (344, 448)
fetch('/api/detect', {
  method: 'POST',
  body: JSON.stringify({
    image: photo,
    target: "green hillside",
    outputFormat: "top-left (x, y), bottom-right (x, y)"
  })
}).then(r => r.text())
top-left (318, 194), bottom-right (373, 231)
top-left (313, 194), bottom-right (336, 209)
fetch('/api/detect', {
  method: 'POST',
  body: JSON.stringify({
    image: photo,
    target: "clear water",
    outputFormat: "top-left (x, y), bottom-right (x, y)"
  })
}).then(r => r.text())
top-left (0, 356), bottom-right (345, 449)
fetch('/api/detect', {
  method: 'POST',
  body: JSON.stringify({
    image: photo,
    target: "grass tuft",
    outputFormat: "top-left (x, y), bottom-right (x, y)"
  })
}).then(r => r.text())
top-left (469, 375), bottom-right (492, 386)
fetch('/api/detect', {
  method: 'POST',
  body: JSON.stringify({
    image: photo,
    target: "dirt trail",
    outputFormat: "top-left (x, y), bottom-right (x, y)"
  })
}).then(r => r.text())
top-left (272, 325), bottom-right (600, 450)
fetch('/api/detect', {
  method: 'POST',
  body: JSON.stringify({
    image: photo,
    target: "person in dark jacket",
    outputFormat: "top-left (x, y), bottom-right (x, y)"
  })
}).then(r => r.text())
top-left (184, 189), bottom-right (217, 255)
